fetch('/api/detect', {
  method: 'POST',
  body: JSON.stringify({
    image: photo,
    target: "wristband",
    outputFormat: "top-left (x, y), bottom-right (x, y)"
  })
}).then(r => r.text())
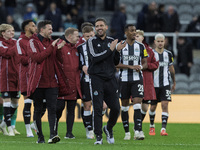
top-left (140, 65), bottom-right (143, 70)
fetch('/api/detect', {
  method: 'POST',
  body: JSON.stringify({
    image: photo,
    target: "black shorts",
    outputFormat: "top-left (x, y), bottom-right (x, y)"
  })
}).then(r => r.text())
top-left (81, 81), bottom-right (91, 102)
top-left (120, 80), bottom-right (144, 99)
top-left (155, 85), bottom-right (171, 102)
top-left (142, 99), bottom-right (157, 105)
top-left (1, 91), bottom-right (20, 99)
top-left (21, 92), bottom-right (27, 96)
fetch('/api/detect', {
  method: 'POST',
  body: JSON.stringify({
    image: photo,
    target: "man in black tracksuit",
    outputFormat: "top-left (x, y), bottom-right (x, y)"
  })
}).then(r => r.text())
top-left (87, 18), bottom-right (126, 145)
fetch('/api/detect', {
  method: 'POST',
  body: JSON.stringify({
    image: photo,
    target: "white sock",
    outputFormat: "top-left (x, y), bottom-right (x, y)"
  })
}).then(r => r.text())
top-left (25, 124), bottom-right (33, 135)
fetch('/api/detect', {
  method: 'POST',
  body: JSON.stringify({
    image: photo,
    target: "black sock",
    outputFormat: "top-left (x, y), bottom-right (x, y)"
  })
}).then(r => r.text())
top-left (162, 112), bottom-right (168, 129)
top-left (134, 109), bottom-right (142, 131)
top-left (81, 105), bottom-right (87, 128)
top-left (149, 110), bottom-right (156, 126)
top-left (121, 110), bottom-right (129, 132)
top-left (141, 110), bottom-right (146, 122)
top-left (23, 103), bottom-right (32, 124)
top-left (4, 106), bottom-right (11, 127)
top-left (84, 114), bottom-right (93, 131)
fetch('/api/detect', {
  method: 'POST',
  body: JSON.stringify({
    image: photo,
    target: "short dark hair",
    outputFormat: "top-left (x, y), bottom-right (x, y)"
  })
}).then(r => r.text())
top-left (81, 22), bottom-right (93, 31)
top-left (37, 20), bottom-right (52, 33)
top-left (124, 24), bottom-right (135, 31)
top-left (95, 18), bottom-right (107, 25)
top-left (21, 19), bottom-right (33, 32)
top-left (82, 26), bottom-right (93, 34)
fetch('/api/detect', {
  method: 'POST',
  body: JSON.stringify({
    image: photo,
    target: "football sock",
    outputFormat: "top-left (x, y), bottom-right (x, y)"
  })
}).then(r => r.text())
top-left (133, 104), bottom-right (142, 131)
top-left (141, 109), bottom-right (146, 122)
top-left (149, 110), bottom-right (156, 126)
top-left (23, 99), bottom-right (32, 125)
top-left (162, 112), bottom-right (168, 129)
top-left (121, 106), bottom-right (129, 133)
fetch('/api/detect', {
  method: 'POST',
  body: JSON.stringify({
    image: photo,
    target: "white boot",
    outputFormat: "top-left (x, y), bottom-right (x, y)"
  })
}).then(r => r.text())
top-left (8, 126), bottom-right (15, 136)
top-left (0, 121), bottom-right (9, 136)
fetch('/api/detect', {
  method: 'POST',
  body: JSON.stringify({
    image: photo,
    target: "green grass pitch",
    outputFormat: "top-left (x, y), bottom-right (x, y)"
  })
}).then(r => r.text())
top-left (0, 122), bottom-right (200, 150)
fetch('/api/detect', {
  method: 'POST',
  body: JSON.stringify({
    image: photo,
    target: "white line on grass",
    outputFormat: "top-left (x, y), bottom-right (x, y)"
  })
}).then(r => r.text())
top-left (1, 141), bottom-right (200, 146)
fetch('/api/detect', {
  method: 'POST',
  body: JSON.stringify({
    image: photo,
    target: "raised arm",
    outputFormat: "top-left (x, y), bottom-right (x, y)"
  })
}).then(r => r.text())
top-left (28, 39), bottom-right (57, 63)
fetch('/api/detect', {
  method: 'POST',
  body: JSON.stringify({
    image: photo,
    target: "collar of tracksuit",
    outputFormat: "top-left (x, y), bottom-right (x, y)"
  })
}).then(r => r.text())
top-left (37, 34), bottom-right (50, 42)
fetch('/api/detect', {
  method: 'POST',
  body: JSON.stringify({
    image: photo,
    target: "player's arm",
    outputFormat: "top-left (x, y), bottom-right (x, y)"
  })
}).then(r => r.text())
top-left (141, 57), bottom-right (147, 70)
top-left (116, 63), bottom-right (140, 71)
top-left (169, 64), bottom-right (176, 93)
top-left (87, 38), bottom-right (113, 63)
top-left (28, 39), bottom-right (58, 64)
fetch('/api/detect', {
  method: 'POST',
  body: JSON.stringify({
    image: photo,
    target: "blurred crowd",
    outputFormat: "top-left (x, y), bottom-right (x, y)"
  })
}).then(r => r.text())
top-left (0, 0), bottom-right (198, 76)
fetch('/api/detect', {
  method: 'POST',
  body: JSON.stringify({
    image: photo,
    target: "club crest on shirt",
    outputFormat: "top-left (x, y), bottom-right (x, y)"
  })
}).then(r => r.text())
top-left (108, 42), bottom-right (111, 48)
top-left (97, 44), bottom-right (101, 47)
top-left (76, 52), bottom-right (79, 56)
top-left (68, 52), bottom-right (70, 55)
top-left (94, 91), bottom-right (98, 96)
top-left (135, 47), bottom-right (139, 52)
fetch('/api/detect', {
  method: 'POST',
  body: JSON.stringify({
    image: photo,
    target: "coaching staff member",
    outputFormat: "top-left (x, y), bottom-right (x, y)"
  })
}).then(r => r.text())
top-left (27, 20), bottom-right (64, 144)
top-left (87, 18), bottom-right (126, 145)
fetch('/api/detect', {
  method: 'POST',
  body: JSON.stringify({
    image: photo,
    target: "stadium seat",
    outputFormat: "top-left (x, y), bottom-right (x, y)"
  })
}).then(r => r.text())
top-left (177, 0), bottom-right (192, 5)
top-left (163, 0), bottom-right (178, 6)
top-left (132, 0), bottom-right (147, 4)
top-left (189, 89), bottom-right (200, 94)
top-left (134, 4), bottom-right (144, 14)
top-left (127, 14), bottom-right (135, 20)
top-left (175, 74), bottom-right (189, 82)
top-left (193, 5), bottom-right (200, 14)
top-left (179, 13), bottom-right (193, 22)
top-left (193, 58), bottom-right (200, 65)
top-left (189, 81), bottom-right (200, 91)
top-left (126, 5), bottom-right (134, 14)
top-left (189, 73), bottom-right (200, 82)
top-left (175, 81), bottom-right (189, 90)
top-left (191, 0), bottom-right (200, 6)
top-left (174, 89), bottom-right (189, 94)
top-left (178, 4), bottom-right (193, 14)
top-left (190, 65), bottom-right (200, 74)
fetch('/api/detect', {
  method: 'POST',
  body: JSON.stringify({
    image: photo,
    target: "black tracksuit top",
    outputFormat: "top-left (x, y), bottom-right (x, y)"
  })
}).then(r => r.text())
top-left (87, 35), bottom-right (120, 80)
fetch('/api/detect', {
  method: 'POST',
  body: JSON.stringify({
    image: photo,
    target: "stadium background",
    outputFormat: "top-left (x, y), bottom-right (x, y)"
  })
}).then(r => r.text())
top-left (16, 95), bottom-right (200, 123)
top-left (1, 0), bottom-right (200, 123)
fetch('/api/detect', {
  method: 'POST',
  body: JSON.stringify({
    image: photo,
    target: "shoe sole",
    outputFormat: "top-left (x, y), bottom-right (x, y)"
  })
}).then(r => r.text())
top-left (134, 137), bottom-right (145, 140)
top-left (48, 136), bottom-right (60, 144)
top-left (160, 134), bottom-right (168, 136)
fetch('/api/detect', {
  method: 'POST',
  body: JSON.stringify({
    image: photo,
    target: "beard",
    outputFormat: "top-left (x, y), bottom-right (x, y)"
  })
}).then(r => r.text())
top-left (96, 30), bottom-right (106, 37)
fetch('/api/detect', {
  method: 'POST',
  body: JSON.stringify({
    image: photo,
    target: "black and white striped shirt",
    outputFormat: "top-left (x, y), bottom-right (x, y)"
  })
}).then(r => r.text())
top-left (77, 42), bottom-right (90, 82)
top-left (120, 41), bottom-right (148, 82)
top-left (153, 49), bottom-right (173, 87)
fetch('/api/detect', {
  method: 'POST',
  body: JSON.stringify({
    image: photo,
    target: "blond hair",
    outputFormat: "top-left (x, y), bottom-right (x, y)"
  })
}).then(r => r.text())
top-left (65, 28), bottom-right (78, 37)
top-left (0, 24), bottom-right (13, 37)
top-left (155, 33), bottom-right (165, 40)
top-left (136, 30), bottom-right (144, 36)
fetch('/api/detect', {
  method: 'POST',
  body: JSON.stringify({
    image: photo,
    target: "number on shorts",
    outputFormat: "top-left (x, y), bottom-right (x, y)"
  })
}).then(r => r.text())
top-left (138, 84), bottom-right (144, 95)
top-left (166, 90), bottom-right (171, 100)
